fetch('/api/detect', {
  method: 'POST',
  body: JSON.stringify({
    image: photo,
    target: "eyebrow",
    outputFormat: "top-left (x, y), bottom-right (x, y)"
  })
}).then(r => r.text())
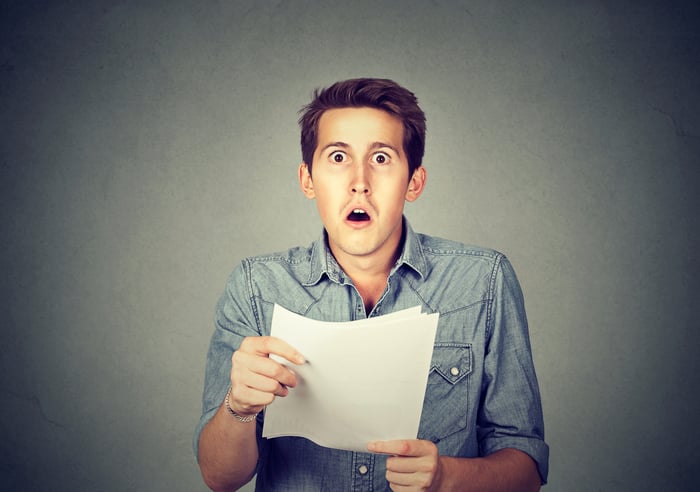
top-left (319, 141), bottom-right (350, 153)
top-left (319, 141), bottom-right (401, 155)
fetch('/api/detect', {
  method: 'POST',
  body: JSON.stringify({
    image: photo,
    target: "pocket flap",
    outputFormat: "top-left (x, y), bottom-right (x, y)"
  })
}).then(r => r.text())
top-left (430, 343), bottom-right (472, 384)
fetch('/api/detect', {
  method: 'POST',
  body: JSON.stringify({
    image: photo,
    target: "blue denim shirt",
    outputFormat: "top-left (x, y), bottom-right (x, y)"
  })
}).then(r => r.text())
top-left (195, 220), bottom-right (549, 490)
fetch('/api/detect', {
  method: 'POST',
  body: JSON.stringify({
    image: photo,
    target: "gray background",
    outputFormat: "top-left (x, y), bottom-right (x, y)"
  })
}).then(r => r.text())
top-left (2, 1), bottom-right (698, 491)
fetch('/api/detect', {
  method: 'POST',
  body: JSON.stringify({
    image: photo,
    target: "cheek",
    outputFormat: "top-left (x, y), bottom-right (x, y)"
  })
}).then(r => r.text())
top-left (313, 191), bottom-right (339, 217)
top-left (384, 186), bottom-right (409, 209)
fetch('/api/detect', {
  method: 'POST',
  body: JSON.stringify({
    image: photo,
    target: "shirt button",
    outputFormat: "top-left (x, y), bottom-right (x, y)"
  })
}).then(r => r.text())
top-left (358, 465), bottom-right (368, 475)
top-left (450, 366), bottom-right (460, 376)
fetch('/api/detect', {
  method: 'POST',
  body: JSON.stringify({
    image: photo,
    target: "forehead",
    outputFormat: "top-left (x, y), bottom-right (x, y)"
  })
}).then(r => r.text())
top-left (316, 107), bottom-right (404, 149)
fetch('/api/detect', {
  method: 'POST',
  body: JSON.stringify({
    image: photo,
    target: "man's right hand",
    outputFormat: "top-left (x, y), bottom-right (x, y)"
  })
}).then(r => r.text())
top-left (229, 336), bottom-right (305, 417)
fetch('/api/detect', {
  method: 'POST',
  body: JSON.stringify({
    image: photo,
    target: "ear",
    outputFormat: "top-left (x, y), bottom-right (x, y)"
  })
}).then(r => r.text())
top-left (299, 163), bottom-right (315, 199)
top-left (405, 166), bottom-right (427, 202)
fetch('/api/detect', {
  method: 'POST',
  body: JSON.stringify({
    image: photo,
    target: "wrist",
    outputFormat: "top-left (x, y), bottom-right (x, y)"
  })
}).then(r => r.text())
top-left (224, 386), bottom-right (259, 423)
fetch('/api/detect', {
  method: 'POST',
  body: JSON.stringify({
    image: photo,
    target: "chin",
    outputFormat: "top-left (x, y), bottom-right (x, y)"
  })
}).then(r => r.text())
top-left (334, 239), bottom-right (380, 258)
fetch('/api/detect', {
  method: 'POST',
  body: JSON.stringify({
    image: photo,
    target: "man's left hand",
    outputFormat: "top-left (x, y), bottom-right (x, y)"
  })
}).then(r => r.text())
top-left (368, 439), bottom-right (442, 491)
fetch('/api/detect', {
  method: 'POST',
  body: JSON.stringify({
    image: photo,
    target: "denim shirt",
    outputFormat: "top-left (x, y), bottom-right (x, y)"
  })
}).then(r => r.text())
top-left (195, 220), bottom-right (549, 490)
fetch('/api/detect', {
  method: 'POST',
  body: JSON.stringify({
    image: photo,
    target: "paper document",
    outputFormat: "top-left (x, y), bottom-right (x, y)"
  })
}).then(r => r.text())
top-left (262, 304), bottom-right (439, 452)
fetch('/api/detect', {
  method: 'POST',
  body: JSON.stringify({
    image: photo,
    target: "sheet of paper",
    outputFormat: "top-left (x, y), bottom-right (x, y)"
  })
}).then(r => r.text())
top-left (262, 304), bottom-right (438, 452)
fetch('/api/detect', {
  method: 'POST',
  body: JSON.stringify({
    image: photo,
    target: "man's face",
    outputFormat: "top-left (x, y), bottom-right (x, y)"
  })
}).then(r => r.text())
top-left (299, 107), bottom-right (425, 267)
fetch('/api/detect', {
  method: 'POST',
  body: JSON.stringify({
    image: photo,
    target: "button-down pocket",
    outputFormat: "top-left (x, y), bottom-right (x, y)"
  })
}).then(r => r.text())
top-left (418, 343), bottom-right (472, 442)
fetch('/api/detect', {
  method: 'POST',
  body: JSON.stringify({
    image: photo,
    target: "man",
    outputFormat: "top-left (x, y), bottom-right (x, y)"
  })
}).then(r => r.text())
top-left (195, 78), bottom-right (549, 491)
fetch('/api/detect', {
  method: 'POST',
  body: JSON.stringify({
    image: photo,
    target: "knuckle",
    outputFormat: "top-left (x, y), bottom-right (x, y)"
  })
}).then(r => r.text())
top-left (240, 336), bottom-right (267, 353)
top-left (231, 350), bottom-right (243, 367)
top-left (230, 352), bottom-right (248, 375)
top-left (262, 377), bottom-right (280, 394)
top-left (261, 392), bottom-right (276, 406)
top-left (259, 336), bottom-right (273, 352)
top-left (270, 362), bottom-right (286, 379)
top-left (239, 337), bottom-right (254, 350)
top-left (232, 385), bottom-right (249, 403)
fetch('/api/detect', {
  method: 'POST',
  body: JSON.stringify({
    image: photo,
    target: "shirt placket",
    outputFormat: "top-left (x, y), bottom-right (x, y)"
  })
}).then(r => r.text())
top-left (351, 452), bottom-right (375, 491)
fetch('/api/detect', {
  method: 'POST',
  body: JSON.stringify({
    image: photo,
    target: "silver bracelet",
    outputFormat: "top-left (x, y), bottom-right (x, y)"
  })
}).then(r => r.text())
top-left (224, 386), bottom-right (259, 423)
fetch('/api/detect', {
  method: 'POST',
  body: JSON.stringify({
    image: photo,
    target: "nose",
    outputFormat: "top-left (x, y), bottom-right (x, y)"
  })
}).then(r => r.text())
top-left (350, 162), bottom-right (370, 194)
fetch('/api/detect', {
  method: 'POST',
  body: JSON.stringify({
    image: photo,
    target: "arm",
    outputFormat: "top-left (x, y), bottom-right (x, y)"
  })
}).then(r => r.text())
top-left (369, 440), bottom-right (540, 492)
top-left (197, 398), bottom-right (259, 491)
top-left (197, 337), bottom-right (305, 491)
top-left (439, 448), bottom-right (541, 491)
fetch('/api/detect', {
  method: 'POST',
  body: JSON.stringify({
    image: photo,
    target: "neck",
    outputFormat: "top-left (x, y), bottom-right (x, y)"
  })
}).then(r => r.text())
top-left (337, 251), bottom-right (396, 282)
top-left (327, 227), bottom-right (405, 314)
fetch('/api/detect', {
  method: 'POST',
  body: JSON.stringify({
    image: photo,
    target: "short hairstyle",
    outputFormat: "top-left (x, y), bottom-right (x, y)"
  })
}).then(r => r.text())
top-left (298, 78), bottom-right (426, 177)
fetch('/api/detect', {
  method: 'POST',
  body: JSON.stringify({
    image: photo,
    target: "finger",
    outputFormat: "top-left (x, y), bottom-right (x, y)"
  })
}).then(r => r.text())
top-left (386, 459), bottom-right (438, 490)
top-left (240, 336), bottom-right (305, 365)
top-left (231, 384), bottom-right (277, 412)
top-left (233, 349), bottom-right (299, 388)
top-left (386, 455), bottom-right (437, 474)
top-left (386, 471), bottom-right (435, 491)
top-left (230, 363), bottom-right (290, 413)
top-left (368, 439), bottom-right (428, 457)
top-left (238, 368), bottom-right (291, 396)
top-left (385, 469), bottom-right (415, 488)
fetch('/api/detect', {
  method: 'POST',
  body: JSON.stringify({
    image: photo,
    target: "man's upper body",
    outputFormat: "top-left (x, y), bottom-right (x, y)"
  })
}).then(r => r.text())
top-left (195, 220), bottom-right (549, 491)
top-left (195, 78), bottom-right (549, 491)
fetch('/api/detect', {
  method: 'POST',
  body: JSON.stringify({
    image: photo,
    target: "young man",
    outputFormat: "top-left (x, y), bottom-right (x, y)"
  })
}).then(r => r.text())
top-left (195, 78), bottom-right (549, 491)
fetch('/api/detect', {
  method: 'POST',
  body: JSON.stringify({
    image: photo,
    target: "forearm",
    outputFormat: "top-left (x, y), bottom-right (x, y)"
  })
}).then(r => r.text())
top-left (437, 448), bottom-right (541, 492)
top-left (197, 403), bottom-right (259, 491)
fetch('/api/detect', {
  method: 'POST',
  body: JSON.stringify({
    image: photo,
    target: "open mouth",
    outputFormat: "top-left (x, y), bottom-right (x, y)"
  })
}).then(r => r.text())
top-left (347, 208), bottom-right (370, 222)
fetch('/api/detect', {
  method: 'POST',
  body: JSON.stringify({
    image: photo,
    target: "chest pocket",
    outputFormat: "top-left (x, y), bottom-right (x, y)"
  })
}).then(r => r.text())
top-left (418, 343), bottom-right (472, 442)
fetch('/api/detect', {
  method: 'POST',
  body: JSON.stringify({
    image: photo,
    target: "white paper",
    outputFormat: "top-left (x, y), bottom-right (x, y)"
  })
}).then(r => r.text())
top-left (262, 304), bottom-right (439, 452)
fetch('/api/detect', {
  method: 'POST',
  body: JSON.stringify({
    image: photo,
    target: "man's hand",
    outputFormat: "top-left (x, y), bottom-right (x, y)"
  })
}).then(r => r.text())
top-left (368, 439), bottom-right (442, 491)
top-left (229, 336), bottom-right (305, 417)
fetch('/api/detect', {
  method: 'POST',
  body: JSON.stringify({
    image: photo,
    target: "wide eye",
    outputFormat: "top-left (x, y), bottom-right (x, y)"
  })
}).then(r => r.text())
top-left (329, 151), bottom-right (348, 163)
top-left (371, 152), bottom-right (390, 165)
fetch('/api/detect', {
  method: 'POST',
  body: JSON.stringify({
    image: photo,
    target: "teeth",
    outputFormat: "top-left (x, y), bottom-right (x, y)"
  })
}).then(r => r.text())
top-left (348, 208), bottom-right (370, 222)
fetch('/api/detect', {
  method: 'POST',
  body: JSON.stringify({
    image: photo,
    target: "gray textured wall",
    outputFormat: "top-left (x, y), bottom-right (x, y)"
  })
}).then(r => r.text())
top-left (1, 1), bottom-right (698, 491)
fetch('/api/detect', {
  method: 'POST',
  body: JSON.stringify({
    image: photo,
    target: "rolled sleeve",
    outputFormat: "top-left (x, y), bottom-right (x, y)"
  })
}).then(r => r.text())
top-left (477, 256), bottom-right (549, 483)
top-left (193, 260), bottom-right (262, 460)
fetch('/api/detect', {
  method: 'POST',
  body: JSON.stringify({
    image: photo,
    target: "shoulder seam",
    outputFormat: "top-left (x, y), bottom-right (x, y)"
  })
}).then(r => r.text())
top-left (485, 252), bottom-right (505, 340)
top-left (241, 258), bottom-right (262, 334)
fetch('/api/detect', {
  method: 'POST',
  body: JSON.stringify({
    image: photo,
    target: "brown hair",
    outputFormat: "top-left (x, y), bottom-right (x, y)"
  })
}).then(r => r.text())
top-left (298, 78), bottom-right (426, 177)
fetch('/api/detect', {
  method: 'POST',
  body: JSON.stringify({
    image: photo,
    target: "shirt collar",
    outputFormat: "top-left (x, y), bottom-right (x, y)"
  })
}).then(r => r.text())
top-left (304, 217), bottom-right (427, 286)
top-left (396, 219), bottom-right (428, 279)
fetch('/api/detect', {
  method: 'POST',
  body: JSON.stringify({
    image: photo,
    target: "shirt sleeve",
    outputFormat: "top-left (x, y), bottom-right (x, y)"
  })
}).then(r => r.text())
top-left (193, 260), bottom-right (263, 460)
top-left (477, 255), bottom-right (550, 484)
